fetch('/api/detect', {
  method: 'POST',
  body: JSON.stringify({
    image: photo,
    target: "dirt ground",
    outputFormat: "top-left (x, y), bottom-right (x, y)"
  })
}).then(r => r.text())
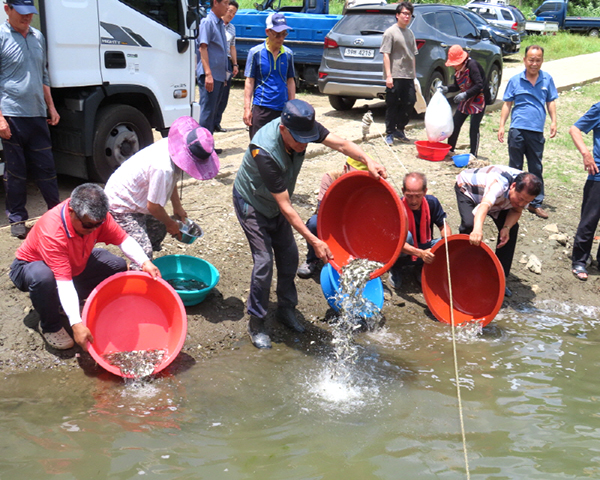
top-left (1, 80), bottom-right (599, 377)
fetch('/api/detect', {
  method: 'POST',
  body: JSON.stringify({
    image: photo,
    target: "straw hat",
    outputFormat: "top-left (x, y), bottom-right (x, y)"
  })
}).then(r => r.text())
top-left (167, 116), bottom-right (220, 180)
top-left (445, 45), bottom-right (468, 67)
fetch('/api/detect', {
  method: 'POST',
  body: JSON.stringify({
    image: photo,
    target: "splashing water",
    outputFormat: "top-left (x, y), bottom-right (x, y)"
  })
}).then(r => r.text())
top-left (455, 321), bottom-right (483, 342)
top-left (329, 258), bottom-right (383, 377)
top-left (104, 349), bottom-right (166, 378)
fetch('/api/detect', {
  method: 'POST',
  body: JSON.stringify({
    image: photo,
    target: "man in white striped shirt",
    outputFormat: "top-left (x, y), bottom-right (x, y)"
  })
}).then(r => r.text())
top-left (455, 165), bottom-right (542, 296)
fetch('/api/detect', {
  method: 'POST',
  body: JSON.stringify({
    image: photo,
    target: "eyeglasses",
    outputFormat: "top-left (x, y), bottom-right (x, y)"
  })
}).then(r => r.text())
top-left (77, 214), bottom-right (105, 230)
top-left (399, 10), bottom-right (412, 16)
top-left (270, 30), bottom-right (288, 38)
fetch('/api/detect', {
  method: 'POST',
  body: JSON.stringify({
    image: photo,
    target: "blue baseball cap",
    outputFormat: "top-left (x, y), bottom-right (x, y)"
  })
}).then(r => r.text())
top-left (8, 0), bottom-right (38, 15)
top-left (266, 13), bottom-right (291, 33)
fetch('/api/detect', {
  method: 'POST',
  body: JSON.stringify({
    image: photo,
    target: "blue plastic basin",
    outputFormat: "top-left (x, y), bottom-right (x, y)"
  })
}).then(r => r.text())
top-left (153, 255), bottom-right (219, 306)
top-left (320, 263), bottom-right (384, 318)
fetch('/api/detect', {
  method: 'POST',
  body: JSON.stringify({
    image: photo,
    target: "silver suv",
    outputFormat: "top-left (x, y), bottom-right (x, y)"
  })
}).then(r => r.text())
top-left (466, 2), bottom-right (527, 38)
top-left (318, 3), bottom-right (503, 111)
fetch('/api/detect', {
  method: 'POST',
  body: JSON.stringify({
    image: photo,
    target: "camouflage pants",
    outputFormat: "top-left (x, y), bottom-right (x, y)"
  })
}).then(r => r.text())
top-left (110, 212), bottom-right (167, 269)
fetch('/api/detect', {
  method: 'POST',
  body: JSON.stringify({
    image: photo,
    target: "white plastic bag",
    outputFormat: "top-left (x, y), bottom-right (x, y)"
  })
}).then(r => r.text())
top-left (424, 89), bottom-right (454, 142)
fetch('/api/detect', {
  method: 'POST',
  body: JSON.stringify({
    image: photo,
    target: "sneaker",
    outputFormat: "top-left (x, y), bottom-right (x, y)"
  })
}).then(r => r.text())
top-left (297, 260), bottom-right (318, 279)
top-left (504, 286), bottom-right (513, 298)
top-left (385, 134), bottom-right (394, 146)
top-left (10, 222), bottom-right (26, 239)
top-left (393, 129), bottom-right (410, 143)
top-left (43, 327), bottom-right (75, 350)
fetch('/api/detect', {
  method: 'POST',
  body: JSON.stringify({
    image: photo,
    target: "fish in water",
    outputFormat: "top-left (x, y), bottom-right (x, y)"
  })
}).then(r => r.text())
top-left (166, 277), bottom-right (208, 291)
top-left (104, 349), bottom-right (166, 378)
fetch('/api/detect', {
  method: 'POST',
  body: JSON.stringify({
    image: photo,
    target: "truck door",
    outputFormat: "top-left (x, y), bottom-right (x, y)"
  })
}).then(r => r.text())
top-left (97, 0), bottom-right (196, 129)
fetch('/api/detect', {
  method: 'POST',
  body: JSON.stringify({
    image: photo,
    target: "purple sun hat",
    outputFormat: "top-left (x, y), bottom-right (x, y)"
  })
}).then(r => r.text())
top-left (168, 117), bottom-right (220, 180)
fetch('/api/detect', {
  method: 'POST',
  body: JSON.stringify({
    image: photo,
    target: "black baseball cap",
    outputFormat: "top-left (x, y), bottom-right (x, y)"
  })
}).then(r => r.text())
top-left (281, 99), bottom-right (320, 143)
top-left (7, 0), bottom-right (38, 15)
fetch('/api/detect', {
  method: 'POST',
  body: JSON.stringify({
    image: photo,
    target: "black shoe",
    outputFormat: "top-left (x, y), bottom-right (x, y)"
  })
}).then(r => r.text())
top-left (214, 148), bottom-right (223, 155)
top-left (214, 125), bottom-right (228, 133)
top-left (388, 272), bottom-right (402, 290)
top-left (10, 222), bottom-right (26, 239)
top-left (276, 307), bottom-right (305, 333)
top-left (504, 286), bottom-right (512, 297)
top-left (248, 315), bottom-right (272, 349)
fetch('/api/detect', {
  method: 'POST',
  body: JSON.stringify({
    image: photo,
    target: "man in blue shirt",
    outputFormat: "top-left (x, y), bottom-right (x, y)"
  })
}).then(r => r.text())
top-left (243, 13), bottom-right (296, 140)
top-left (569, 103), bottom-right (600, 281)
top-left (196, 0), bottom-right (229, 150)
top-left (498, 45), bottom-right (558, 220)
top-left (0, 0), bottom-right (61, 239)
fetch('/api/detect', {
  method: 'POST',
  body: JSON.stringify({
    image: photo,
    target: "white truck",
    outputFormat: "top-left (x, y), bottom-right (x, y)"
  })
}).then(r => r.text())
top-left (1, 0), bottom-right (201, 182)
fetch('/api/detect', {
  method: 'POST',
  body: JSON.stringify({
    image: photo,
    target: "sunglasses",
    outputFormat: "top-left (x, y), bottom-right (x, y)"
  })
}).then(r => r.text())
top-left (77, 214), bottom-right (105, 230)
top-left (270, 30), bottom-right (288, 38)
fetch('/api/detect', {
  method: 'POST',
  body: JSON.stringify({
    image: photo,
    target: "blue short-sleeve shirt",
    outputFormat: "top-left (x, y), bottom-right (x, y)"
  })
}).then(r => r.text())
top-left (196, 11), bottom-right (228, 82)
top-left (503, 70), bottom-right (558, 133)
top-left (244, 41), bottom-right (295, 111)
top-left (574, 102), bottom-right (600, 181)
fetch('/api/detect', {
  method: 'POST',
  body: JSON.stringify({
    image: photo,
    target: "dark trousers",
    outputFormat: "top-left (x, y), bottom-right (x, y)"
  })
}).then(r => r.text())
top-left (249, 105), bottom-right (281, 141)
top-left (455, 185), bottom-right (519, 277)
top-left (447, 108), bottom-right (485, 157)
top-left (572, 179), bottom-right (600, 268)
top-left (9, 249), bottom-right (127, 333)
top-left (233, 188), bottom-right (298, 319)
top-left (3, 116), bottom-right (60, 224)
top-left (305, 212), bottom-right (318, 263)
top-left (508, 128), bottom-right (545, 208)
top-left (198, 74), bottom-right (226, 134)
top-left (214, 59), bottom-right (233, 129)
top-left (385, 78), bottom-right (416, 135)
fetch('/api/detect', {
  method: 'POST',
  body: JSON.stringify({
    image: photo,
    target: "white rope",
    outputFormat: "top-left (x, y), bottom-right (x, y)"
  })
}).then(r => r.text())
top-left (442, 219), bottom-right (471, 480)
top-left (360, 110), bottom-right (409, 174)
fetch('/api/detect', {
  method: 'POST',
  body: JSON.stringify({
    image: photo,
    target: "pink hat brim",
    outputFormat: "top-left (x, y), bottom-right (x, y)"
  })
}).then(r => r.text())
top-left (168, 117), bottom-right (220, 181)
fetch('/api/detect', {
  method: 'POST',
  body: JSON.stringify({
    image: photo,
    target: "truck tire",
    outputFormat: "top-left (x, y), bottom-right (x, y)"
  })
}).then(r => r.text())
top-left (487, 64), bottom-right (501, 104)
top-left (425, 71), bottom-right (444, 103)
top-left (589, 28), bottom-right (599, 37)
top-left (328, 95), bottom-right (356, 111)
top-left (90, 105), bottom-right (153, 183)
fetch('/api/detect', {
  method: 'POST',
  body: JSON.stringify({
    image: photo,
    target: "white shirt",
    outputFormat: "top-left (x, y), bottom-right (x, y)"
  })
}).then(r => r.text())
top-left (105, 139), bottom-right (177, 214)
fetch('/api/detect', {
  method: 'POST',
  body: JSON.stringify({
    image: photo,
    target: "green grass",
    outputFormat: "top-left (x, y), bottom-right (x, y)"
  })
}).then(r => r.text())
top-left (522, 32), bottom-right (600, 62)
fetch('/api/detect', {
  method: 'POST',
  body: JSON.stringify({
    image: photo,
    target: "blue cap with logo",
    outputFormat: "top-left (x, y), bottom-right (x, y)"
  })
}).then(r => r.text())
top-left (8, 0), bottom-right (38, 15)
top-left (266, 13), bottom-right (291, 33)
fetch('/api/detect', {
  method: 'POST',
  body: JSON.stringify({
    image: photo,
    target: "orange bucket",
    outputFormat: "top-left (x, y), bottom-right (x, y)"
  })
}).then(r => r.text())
top-left (317, 170), bottom-right (407, 279)
top-left (422, 234), bottom-right (505, 327)
top-left (83, 271), bottom-right (187, 378)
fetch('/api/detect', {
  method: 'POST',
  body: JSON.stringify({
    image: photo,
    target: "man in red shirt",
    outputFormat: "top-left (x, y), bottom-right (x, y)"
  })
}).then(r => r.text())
top-left (9, 183), bottom-right (161, 351)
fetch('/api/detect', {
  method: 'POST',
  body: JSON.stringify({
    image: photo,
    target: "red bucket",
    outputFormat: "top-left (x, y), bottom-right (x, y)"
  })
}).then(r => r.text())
top-left (317, 170), bottom-right (407, 279)
top-left (83, 271), bottom-right (188, 378)
top-left (422, 234), bottom-right (505, 327)
top-left (415, 141), bottom-right (452, 162)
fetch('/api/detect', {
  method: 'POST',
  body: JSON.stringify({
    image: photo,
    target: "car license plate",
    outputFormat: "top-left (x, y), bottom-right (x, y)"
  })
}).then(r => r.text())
top-left (344, 48), bottom-right (374, 58)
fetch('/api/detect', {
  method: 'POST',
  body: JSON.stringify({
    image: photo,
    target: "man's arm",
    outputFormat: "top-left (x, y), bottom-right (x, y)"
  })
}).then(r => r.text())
top-left (570, 124), bottom-right (598, 175)
top-left (243, 76), bottom-right (255, 127)
top-left (469, 200), bottom-right (491, 246)
top-left (147, 200), bottom-right (181, 235)
top-left (440, 221), bottom-right (452, 238)
top-left (0, 109), bottom-right (10, 140)
top-left (170, 188), bottom-right (187, 220)
top-left (401, 242), bottom-right (435, 264)
top-left (199, 44), bottom-right (214, 92)
top-left (56, 279), bottom-right (92, 350)
top-left (271, 190), bottom-right (333, 263)
top-left (230, 45), bottom-right (238, 77)
top-left (498, 101), bottom-right (512, 143)
top-left (322, 133), bottom-right (387, 179)
top-left (498, 208), bottom-right (523, 248)
top-left (547, 100), bottom-right (557, 138)
top-left (43, 84), bottom-right (60, 126)
top-left (286, 77), bottom-right (296, 101)
top-left (383, 52), bottom-right (393, 89)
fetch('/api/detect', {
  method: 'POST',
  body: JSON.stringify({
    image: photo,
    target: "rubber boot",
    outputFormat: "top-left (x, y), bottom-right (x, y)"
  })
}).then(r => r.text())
top-left (276, 307), bottom-right (305, 333)
top-left (248, 315), bottom-right (271, 349)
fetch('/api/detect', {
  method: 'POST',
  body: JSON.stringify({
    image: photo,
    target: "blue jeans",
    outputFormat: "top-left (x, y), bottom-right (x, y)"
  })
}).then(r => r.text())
top-left (390, 232), bottom-right (440, 281)
top-left (9, 249), bottom-right (127, 333)
top-left (305, 213), bottom-right (318, 264)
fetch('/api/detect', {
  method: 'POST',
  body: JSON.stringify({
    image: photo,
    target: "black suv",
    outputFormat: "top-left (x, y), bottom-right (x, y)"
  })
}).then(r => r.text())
top-left (318, 3), bottom-right (503, 111)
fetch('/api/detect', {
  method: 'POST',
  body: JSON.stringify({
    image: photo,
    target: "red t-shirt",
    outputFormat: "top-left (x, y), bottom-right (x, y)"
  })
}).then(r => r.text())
top-left (16, 199), bottom-right (128, 281)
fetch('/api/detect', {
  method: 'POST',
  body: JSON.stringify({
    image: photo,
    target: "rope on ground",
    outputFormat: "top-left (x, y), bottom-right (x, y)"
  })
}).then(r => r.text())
top-left (442, 218), bottom-right (471, 480)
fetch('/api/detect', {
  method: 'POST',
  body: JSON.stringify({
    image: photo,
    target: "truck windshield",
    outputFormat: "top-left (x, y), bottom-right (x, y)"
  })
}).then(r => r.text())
top-left (121, 0), bottom-right (183, 33)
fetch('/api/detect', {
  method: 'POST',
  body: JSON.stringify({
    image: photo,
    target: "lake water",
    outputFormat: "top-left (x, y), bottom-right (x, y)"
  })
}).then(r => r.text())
top-left (1, 300), bottom-right (599, 479)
